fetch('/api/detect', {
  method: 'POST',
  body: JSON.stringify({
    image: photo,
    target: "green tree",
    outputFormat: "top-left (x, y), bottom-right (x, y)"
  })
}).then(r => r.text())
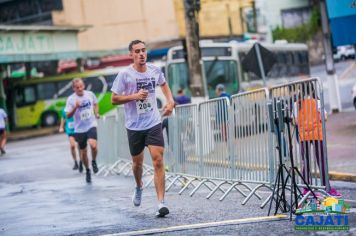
top-left (272, 7), bottom-right (320, 43)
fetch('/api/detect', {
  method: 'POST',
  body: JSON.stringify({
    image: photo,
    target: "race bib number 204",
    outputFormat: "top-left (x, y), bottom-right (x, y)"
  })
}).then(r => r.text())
top-left (136, 97), bottom-right (153, 114)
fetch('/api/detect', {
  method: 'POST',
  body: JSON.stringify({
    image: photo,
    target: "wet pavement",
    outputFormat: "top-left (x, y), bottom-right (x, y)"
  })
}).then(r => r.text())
top-left (0, 134), bottom-right (356, 235)
top-left (326, 111), bottom-right (356, 175)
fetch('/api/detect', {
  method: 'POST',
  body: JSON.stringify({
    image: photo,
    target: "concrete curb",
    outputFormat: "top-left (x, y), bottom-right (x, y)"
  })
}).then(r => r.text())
top-left (329, 171), bottom-right (356, 183)
top-left (8, 128), bottom-right (58, 142)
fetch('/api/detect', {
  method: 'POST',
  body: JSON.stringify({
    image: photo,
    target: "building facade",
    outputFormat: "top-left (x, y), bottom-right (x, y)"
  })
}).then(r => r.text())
top-left (254, 0), bottom-right (311, 42)
top-left (0, 0), bottom-right (180, 51)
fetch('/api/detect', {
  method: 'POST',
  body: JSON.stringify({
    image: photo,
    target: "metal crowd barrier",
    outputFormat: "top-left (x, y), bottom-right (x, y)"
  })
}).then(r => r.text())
top-left (229, 88), bottom-right (275, 205)
top-left (96, 78), bottom-right (330, 208)
top-left (97, 107), bottom-right (153, 177)
top-left (269, 78), bottom-right (330, 201)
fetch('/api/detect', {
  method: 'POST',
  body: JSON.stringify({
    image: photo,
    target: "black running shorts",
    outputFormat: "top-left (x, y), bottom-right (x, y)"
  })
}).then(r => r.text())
top-left (126, 123), bottom-right (164, 156)
top-left (75, 127), bottom-right (97, 149)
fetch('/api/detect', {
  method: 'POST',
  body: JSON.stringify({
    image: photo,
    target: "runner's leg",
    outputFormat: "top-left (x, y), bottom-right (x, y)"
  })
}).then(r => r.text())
top-left (88, 139), bottom-right (97, 161)
top-left (69, 136), bottom-right (78, 162)
top-left (148, 145), bottom-right (165, 202)
top-left (132, 151), bottom-right (144, 187)
top-left (0, 131), bottom-right (6, 153)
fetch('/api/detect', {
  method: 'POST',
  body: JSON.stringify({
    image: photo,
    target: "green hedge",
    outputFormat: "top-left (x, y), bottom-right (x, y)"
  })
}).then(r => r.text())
top-left (272, 7), bottom-right (320, 43)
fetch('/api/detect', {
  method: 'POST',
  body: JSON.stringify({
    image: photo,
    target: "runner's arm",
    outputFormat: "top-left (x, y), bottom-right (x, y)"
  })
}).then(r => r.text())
top-left (59, 118), bottom-right (65, 133)
top-left (94, 103), bottom-right (100, 119)
top-left (66, 100), bottom-right (79, 118)
top-left (111, 90), bottom-right (147, 105)
top-left (160, 82), bottom-right (175, 116)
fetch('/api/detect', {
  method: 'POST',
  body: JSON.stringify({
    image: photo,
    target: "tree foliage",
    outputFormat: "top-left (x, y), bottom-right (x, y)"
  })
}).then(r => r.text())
top-left (272, 7), bottom-right (320, 43)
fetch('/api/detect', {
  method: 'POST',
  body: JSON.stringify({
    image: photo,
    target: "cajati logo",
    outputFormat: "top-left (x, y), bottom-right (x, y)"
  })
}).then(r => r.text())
top-left (294, 197), bottom-right (351, 231)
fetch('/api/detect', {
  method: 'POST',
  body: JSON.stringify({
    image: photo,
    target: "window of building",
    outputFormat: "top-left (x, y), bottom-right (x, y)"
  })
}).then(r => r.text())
top-left (281, 7), bottom-right (311, 29)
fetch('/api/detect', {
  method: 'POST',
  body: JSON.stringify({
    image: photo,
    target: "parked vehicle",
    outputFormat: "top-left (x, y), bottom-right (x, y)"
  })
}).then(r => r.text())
top-left (334, 45), bottom-right (355, 61)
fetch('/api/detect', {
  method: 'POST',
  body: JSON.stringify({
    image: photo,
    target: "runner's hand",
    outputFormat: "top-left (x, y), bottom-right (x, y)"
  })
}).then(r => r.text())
top-left (59, 127), bottom-right (64, 133)
top-left (75, 100), bottom-right (81, 108)
top-left (136, 89), bottom-right (148, 100)
top-left (161, 102), bottom-right (175, 116)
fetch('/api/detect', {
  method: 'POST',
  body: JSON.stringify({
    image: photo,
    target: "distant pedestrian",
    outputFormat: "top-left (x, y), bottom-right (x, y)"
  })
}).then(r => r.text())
top-left (294, 83), bottom-right (341, 197)
top-left (215, 84), bottom-right (230, 141)
top-left (162, 89), bottom-right (191, 141)
top-left (215, 84), bottom-right (231, 99)
top-left (111, 39), bottom-right (175, 217)
top-left (174, 89), bottom-right (191, 105)
top-left (64, 78), bottom-right (100, 183)
top-left (59, 109), bottom-right (80, 171)
top-left (0, 108), bottom-right (7, 155)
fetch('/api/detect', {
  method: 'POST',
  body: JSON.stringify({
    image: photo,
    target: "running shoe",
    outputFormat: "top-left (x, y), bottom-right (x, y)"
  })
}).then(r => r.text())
top-left (156, 202), bottom-right (169, 217)
top-left (73, 161), bottom-right (79, 170)
top-left (92, 160), bottom-right (98, 174)
top-left (79, 161), bottom-right (83, 173)
top-left (132, 186), bottom-right (143, 207)
top-left (327, 188), bottom-right (342, 197)
top-left (86, 170), bottom-right (91, 183)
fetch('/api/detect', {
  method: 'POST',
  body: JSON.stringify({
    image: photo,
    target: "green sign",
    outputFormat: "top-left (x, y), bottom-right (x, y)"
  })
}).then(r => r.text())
top-left (0, 31), bottom-right (79, 55)
top-left (0, 33), bottom-right (54, 54)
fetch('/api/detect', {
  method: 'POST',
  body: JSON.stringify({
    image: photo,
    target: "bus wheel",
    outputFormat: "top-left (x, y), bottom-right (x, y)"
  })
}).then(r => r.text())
top-left (41, 112), bottom-right (58, 127)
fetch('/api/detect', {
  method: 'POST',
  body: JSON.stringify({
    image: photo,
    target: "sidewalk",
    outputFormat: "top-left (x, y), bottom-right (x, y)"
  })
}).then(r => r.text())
top-left (7, 127), bottom-right (58, 141)
top-left (326, 110), bottom-right (356, 182)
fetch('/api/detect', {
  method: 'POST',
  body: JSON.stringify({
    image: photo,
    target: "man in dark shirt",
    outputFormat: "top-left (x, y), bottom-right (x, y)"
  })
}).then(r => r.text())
top-left (174, 89), bottom-right (191, 105)
top-left (215, 84), bottom-right (231, 99)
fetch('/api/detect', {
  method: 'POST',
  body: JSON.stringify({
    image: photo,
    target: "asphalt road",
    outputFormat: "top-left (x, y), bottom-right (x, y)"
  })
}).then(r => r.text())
top-left (0, 134), bottom-right (356, 236)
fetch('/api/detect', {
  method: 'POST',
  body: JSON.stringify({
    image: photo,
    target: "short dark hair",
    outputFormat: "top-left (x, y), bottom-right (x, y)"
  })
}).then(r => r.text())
top-left (128, 40), bottom-right (145, 51)
top-left (72, 78), bottom-right (83, 87)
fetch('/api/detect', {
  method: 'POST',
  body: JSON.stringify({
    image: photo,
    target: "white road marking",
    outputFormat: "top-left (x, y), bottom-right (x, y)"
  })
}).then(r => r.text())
top-left (101, 215), bottom-right (288, 236)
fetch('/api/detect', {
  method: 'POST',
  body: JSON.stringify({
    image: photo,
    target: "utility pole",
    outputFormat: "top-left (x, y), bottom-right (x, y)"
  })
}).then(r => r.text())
top-left (320, 0), bottom-right (342, 113)
top-left (183, 0), bottom-right (206, 98)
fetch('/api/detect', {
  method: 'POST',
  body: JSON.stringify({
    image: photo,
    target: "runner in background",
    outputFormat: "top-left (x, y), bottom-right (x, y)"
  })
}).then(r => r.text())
top-left (65, 78), bottom-right (100, 183)
top-left (0, 108), bottom-right (8, 155)
top-left (59, 109), bottom-right (80, 171)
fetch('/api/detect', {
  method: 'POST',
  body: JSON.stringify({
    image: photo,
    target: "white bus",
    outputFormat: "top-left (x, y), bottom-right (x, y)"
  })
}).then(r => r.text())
top-left (165, 41), bottom-right (310, 99)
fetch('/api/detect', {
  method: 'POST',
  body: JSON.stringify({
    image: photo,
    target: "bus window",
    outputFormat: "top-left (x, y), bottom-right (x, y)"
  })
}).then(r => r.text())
top-left (289, 51), bottom-right (300, 76)
top-left (84, 76), bottom-right (105, 94)
top-left (104, 74), bottom-right (117, 92)
top-left (37, 83), bottom-right (56, 100)
top-left (57, 80), bottom-right (73, 98)
top-left (16, 86), bottom-right (36, 107)
top-left (167, 63), bottom-right (190, 97)
top-left (204, 60), bottom-right (238, 98)
top-left (276, 52), bottom-right (288, 78)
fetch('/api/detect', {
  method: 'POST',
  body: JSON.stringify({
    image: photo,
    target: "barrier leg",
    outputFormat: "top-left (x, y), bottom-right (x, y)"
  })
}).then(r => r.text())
top-left (179, 178), bottom-right (198, 195)
top-left (206, 181), bottom-right (228, 199)
top-left (219, 182), bottom-right (247, 201)
top-left (261, 193), bottom-right (273, 209)
top-left (242, 184), bottom-right (266, 205)
top-left (189, 179), bottom-right (208, 197)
